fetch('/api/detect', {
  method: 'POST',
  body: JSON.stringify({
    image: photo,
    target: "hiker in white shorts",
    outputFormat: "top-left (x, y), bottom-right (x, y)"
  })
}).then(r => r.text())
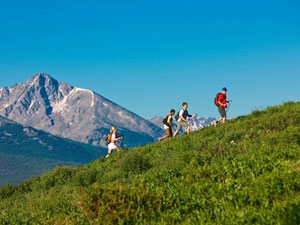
top-left (106, 127), bottom-right (123, 158)
top-left (158, 109), bottom-right (176, 141)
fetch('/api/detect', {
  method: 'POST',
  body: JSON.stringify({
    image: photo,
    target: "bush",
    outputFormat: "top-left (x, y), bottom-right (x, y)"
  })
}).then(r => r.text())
top-left (35, 166), bottom-right (74, 191)
top-left (76, 184), bottom-right (169, 224)
top-left (120, 151), bottom-right (151, 177)
top-left (0, 184), bottom-right (13, 200)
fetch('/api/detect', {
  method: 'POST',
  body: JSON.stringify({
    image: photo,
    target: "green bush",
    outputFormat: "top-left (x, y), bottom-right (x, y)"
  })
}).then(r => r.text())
top-left (120, 151), bottom-right (151, 177)
top-left (76, 183), bottom-right (169, 224)
top-left (0, 184), bottom-right (13, 200)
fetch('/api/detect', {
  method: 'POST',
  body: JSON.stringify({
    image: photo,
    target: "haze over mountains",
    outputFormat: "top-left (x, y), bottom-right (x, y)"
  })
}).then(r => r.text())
top-left (0, 73), bottom-right (163, 148)
top-left (0, 115), bottom-right (104, 185)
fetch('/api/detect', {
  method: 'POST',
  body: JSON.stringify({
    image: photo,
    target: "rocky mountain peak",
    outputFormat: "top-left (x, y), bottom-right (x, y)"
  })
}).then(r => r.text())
top-left (0, 73), bottom-right (163, 148)
top-left (28, 72), bottom-right (55, 84)
top-left (27, 73), bottom-right (61, 93)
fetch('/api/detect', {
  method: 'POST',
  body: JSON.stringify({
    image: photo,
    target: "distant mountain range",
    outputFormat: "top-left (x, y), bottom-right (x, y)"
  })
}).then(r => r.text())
top-left (0, 115), bottom-right (105, 185)
top-left (0, 73), bottom-right (164, 148)
top-left (149, 116), bottom-right (216, 131)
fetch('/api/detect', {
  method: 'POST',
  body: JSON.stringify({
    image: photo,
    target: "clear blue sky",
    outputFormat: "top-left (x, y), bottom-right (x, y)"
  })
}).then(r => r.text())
top-left (0, 0), bottom-right (299, 119)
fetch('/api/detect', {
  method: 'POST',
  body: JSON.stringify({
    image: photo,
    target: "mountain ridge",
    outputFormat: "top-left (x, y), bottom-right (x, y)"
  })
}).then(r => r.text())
top-left (0, 73), bottom-right (163, 148)
top-left (0, 115), bottom-right (105, 185)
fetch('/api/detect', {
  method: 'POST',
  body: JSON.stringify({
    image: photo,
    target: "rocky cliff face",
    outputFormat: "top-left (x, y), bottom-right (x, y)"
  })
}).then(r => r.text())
top-left (0, 73), bottom-right (163, 148)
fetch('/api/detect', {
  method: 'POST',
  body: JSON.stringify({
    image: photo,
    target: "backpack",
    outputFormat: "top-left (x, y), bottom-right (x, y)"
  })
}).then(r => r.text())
top-left (162, 114), bottom-right (172, 125)
top-left (214, 93), bottom-right (222, 106)
top-left (106, 133), bottom-right (112, 144)
top-left (162, 115), bottom-right (168, 125)
top-left (175, 110), bottom-right (181, 121)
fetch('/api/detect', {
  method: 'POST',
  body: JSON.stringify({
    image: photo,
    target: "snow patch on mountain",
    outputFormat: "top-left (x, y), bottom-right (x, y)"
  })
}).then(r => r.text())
top-left (51, 88), bottom-right (74, 113)
top-left (74, 88), bottom-right (95, 107)
top-left (189, 117), bottom-right (216, 131)
top-left (0, 104), bottom-right (10, 111)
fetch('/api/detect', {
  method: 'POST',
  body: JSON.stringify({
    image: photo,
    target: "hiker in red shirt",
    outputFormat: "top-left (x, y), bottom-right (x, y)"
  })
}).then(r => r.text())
top-left (216, 87), bottom-right (232, 124)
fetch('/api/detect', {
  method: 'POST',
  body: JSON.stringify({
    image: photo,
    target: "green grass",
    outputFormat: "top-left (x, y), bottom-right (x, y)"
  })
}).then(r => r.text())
top-left (0, 102), bottom-right (300, 224)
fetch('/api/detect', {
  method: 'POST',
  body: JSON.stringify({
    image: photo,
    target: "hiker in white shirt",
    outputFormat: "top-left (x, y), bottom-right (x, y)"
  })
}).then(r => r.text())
top-left (173, 102), bottom-right (196, 137)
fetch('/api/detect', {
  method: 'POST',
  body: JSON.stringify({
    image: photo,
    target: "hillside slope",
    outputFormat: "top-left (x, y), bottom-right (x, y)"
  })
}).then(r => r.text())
top-left (0, 115), bottom-right (106, 185)
top-left (0, 102), bottom-right (300, 224)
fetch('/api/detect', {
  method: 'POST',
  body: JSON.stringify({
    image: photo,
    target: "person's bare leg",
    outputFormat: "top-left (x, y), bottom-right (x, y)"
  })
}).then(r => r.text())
top-left (173, 125), bottom-right (181, 137)
top-left (106, 148), bottom-right (112, 158)
top-left (216, 118), bottom-right (223, 123)
top-left (173, 130), bottom-right (178, 137)
top-left (115, 146), bottom-right (121, 152)
top-left (221, 117), bottom-right (226, 124)
top-left (159, 129), bottom-right (170, 141)
top-left (186, 126), bottom-right (191, 134)
top-left (159, 136), bottom-right (166, 141)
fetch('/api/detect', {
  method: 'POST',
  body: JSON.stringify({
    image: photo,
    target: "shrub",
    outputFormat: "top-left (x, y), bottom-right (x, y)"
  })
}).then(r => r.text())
top-left (120, 151), bottom-right (151, 177)
top-left (76, 184), bottom-right (169, 224)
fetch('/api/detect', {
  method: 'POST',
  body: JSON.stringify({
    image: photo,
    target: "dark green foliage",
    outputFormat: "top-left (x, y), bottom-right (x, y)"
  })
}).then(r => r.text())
top-left (120, 150), bottom-right (152, 177)
top-left (0, 102), bottom-right (300, 224)
top-left (77, 184), bottom-right (169, 224)
top-left (285, 202), bottom-right (300, 224)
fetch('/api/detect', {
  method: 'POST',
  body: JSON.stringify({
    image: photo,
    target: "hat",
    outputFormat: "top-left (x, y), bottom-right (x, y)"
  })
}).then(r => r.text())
top-left (222, 87), bottom-right (227, 92)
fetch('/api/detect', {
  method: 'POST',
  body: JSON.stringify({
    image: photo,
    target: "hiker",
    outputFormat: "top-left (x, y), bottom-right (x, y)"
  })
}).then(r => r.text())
top-left (105, 127), bottom-right (123, 158)
top-left (158, 109), bottom-right (176, 141)
top-left (215, 87), bottom-right (232, 124)
top-left (173, 102), bottom-right (197, 137)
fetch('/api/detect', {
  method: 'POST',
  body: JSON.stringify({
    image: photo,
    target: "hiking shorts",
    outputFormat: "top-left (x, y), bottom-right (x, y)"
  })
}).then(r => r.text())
top-left (176, 120), bottom-right (189, 132)
top-left (218, 107), bottom-right (227, 118)
top-left (108, 142), bottom-right (117, 150)
top-left (163, 124), bottom-right (170, 130)
top-left (165, 126), bottom-right (173, 137)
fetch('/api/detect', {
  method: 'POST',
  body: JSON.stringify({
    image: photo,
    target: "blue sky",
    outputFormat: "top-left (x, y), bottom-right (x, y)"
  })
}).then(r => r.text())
top-left (0, 0), bottom-right (299, 119)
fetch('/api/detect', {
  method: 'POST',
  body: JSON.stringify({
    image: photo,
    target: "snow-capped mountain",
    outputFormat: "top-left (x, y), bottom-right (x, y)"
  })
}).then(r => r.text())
top-left (0, 73), bottom-right (163, 148)
top-left (149, 116), bottom-right (215, 131)
top-left (188, 117), bottom-right (216, 131)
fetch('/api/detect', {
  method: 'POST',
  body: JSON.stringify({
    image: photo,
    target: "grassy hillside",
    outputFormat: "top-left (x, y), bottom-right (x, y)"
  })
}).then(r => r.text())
top-left (0, 116), bottom-right (106, 185)
top-left (0, 102), bottom-right (300, 224)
